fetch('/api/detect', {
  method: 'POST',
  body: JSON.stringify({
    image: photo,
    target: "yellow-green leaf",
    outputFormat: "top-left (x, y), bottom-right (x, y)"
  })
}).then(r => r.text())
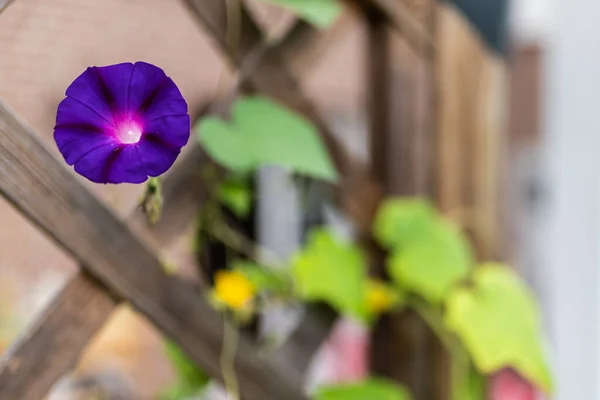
top-left (291, 228), bottom-right (367, 319)
top-left (387, 218), bottom-right (472, 303)
top-left (445, 264), bottom-right (553, 393)
top-left (373, 198), bottom-right (436, 250)
top-left (316, 378), bottom-right (412, 400)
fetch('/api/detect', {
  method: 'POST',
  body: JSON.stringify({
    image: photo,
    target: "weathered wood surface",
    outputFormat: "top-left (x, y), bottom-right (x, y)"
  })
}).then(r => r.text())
top-left (435, 4), bottom-right (508, 260)
top-left (278, 18), bottom-right (353, 78)
top-left (0, 138), bottom-right (208, 400)
top-left (366, 11), bottom-right (440, 400)
top-left (0, 102), bottom-right (307, 400)
top-left (349, 0), bottom-right (435, 57)
top-left (0, 273), bottom-right (117, 400)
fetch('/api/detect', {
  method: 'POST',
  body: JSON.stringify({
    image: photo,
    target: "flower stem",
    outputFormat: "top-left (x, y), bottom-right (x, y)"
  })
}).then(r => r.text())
top-left (409, 298), bottom-right (470, 400)
top-left (140, 177), bottom-right (163, 225)
top-left (220, 316), bottom-right (240, 400)
top-left (205, 208), bottom-right (282, 266)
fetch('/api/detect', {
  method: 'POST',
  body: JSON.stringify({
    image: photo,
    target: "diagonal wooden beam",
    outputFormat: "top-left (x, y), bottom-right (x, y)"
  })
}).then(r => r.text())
top-left (0, 102), bottom-right (307, 400)
top-left (0, 141), bottom-right (207, 400)
top-left (0, 273), bottom-right (118, 400)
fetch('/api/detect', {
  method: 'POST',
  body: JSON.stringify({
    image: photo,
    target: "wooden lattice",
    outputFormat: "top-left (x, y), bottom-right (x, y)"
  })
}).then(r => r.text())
top-left (0, 1), bottom-right (439, 399)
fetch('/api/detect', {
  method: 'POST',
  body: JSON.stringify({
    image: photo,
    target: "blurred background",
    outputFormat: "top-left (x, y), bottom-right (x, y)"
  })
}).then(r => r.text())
top-left (0, 0), bottom-right (596, 399)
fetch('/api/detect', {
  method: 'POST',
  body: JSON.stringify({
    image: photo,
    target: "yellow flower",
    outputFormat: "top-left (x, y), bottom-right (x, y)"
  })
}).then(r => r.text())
top-left (366, 280), bottom-right (397, 314)
top-left (213, 270), bottom-right (256, 311)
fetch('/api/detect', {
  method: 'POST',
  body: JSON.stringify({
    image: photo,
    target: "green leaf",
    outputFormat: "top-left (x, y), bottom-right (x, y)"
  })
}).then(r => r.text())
top-left (233, 260), bottom-right (290, 293)
top-left (387, 218), bottom-right (472, 303)
top-left (257, 0), bottom-right (342, 29)
top-left (198, 96), bottom-right (338, 182)
top-left (316, 378), bottom-right (412, 400)
top-left (291, 228), bottom-right (367, 319)
top-left (445, 264), bottom-right (553, 393)
top-left (217, 177), bottom-right (252, 218)
top-left (455, 364), bottom-right (485, 400)
top-left (373, 198), bottom-right (436, 249)
top-left (163, 340), bottom-right (209, 393)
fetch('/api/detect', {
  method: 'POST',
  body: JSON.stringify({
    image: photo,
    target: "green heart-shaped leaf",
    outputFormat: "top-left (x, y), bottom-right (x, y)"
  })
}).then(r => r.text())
top-left (291, 228), bottom-right (367, 319)
top-left (373, 198), bottom-right (436, 250)
top-left (387, 218), bottom-right (472, 303)
top-left (198, 96), bottom-right (338, 182)
top-left (445, 264), bottom-right (553, 393)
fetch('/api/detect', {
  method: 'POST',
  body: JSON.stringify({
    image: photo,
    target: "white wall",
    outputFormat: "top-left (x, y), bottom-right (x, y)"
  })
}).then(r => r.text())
top-left (540, 0), bottom-right (600, 398)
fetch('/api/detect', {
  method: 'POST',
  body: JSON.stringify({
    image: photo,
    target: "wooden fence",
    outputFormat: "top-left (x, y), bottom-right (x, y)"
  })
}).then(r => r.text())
top-left (0, 0), bottom-right (506, 399)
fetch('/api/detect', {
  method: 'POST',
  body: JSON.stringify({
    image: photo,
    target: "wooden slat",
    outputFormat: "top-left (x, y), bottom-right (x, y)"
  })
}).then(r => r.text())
top-left (366, 7), bottom-right (441, 400)
top-left (347, 0), bottom-right (435, 57)
top-left (435, 4), bottom-right (507, 259)
top-left (0, 273), bottom-right (117, 400)
top-left (0, 103), bottom-right (306, 400)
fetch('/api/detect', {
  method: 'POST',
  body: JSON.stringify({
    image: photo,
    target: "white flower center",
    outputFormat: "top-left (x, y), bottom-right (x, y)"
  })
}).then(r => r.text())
top-left (115, 124), bottom-right (142, 144)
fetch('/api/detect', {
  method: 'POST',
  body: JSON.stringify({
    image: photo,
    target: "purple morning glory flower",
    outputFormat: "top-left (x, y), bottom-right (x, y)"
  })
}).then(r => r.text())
top-left (54, 62), bottom-right (190, 184)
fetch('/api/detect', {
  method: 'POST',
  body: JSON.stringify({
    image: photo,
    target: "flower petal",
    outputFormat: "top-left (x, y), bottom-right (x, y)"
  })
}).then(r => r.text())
top-left (135, 136), bottom-right (180, 176)
top-left (128, 62), bottom-right (187, 121)
top-left (55, 97), bottom-right (114, 132)
top-left (54, 125), bottom-right (114, 165)
top-left (93, 63), bottom-right (135, 115)
top-left (72, 142), bottom-right (121, 183)
top-left (139, 77), bottom-right (188, 121)
top-left (100, 138), bottom-right (180, 184)
top-left (143, 114), bottom-right (190, 148)
top-left (65, 68), bottom-right (116, 125)
top-left (104, 145), bottom-right (152, 184)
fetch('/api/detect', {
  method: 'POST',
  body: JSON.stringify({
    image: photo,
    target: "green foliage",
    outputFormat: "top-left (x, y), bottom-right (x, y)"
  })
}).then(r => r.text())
top-left (373, 198), bottom-right (436, 250)
top-left (445, 264), bottom-right (553, 392)
top-left (387, 218), bottom-right (472, 304)
top-left (315, 378), bottom-right (412, 400)
top-left (455, 365), bottom-right (485, 400)
top-left (256, 0), bottom-right (342, 28)
top-left (162, 340), bottom-right (209, 399)
top-left (217, 176), bottom-right (252, 218)
top-left (233, 260), bottom-right (290, 294)
top-left (291, 228), bottom-right (367, 319)
top-left (198, 96), bottom-right (338, 182)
